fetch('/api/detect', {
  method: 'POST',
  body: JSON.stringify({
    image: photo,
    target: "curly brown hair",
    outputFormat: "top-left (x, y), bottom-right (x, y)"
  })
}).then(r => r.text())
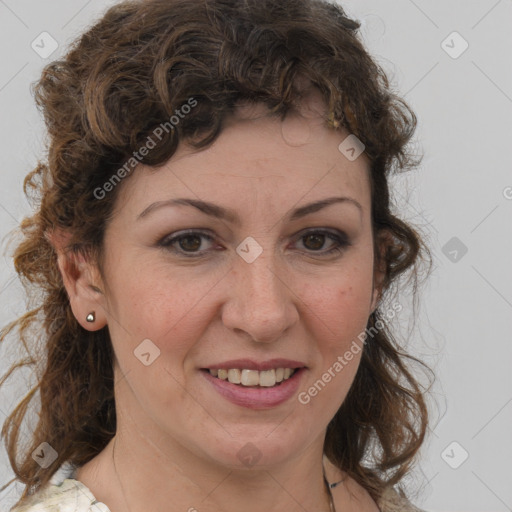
top-left (1, 0), bottom-right (434, 508)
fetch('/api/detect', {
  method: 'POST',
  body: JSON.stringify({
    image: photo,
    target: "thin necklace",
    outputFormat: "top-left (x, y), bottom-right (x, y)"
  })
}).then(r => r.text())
top-left (113, 438), bottom-right (342, 512)
top-left (323, 464), bottom-right (344, 512)
top-left (111, 437), bottom-right (128, 510)
top-left (324, 475), bottom-right (336, 512)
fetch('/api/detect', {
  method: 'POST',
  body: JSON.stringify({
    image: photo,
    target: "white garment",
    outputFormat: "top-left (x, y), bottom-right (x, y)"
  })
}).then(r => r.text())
top-left (9, 460), bottom-right (424, 512)
top-left (9, 461), bottom-right (110, 512)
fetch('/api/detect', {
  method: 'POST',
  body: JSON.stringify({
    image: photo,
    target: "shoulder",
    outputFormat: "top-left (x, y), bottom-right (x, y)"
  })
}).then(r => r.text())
top-left (323, 455), bottom-right (424, 512)
top-left (340, 479), bottom-right (425, 512)
top-left (9, 462), bottom-right (111, 512)
top-left (377, 485), bottom-right (426, 512)
top-left (337, 474), bottom-right (379, 511)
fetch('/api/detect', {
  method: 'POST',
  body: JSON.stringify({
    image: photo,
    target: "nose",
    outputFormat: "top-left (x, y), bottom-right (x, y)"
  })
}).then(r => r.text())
top-left (221, 250), bottom-right (299, 343)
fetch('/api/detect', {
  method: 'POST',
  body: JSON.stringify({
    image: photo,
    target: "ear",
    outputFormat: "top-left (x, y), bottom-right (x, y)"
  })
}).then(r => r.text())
top-left (45, 227), bottom-right (108, 331)
top-left (370, 229), bottom-right (391, 314)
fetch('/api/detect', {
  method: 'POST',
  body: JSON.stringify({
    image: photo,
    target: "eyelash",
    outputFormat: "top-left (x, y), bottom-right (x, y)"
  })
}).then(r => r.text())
top-left (158, 229), bottom-right (351, 258)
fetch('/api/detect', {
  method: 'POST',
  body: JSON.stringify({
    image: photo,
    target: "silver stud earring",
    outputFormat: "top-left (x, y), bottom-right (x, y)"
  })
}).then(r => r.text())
top-left (86, 311), bottom-right (96, 323)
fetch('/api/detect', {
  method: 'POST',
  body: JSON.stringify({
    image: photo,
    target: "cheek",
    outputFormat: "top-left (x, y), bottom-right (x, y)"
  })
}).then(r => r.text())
top-left (300, 260), bottom-right (374, 347)
top-left (106, 257), bottom-right (227, 365)
top-left (314, 286), bottom-right (371, 340)
top-left (296, 267), bottom-right (372, 411)
top-left (339, 244), bottom-right (375, 317)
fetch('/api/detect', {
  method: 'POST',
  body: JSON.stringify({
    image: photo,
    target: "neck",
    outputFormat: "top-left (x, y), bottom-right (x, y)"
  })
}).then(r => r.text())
top-left (105, 427), bottom-right (334, 512)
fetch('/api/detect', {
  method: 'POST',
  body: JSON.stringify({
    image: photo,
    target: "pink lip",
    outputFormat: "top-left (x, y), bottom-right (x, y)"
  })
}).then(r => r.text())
top-left (200, 367), bottom-right (306, 410)
top-left (200, 358), bottom-right (306, 371)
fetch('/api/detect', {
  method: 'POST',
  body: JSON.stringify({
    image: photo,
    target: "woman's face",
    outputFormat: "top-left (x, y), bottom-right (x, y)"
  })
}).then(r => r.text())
top-left (92, 102), bottom-right (381, 469)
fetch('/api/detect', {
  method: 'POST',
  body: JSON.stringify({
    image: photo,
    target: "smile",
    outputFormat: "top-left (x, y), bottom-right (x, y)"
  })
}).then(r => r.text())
top-left (200, 367), bottom-right (306, 409)
top-left (207, 368), bottom-right (298, 387)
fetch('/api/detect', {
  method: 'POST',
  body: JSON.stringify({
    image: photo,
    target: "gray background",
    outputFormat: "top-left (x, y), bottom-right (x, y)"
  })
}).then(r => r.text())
top-left (0, 1), bottom-right (511, 511)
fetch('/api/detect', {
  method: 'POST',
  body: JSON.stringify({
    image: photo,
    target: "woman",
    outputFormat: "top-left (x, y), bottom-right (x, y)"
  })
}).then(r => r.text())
top-left (0, 0), bottom-right (433, 511)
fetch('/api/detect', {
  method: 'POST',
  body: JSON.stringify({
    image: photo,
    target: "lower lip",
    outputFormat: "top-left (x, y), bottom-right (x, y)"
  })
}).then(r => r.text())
top-left (200, 368), bottom-right (306, 410)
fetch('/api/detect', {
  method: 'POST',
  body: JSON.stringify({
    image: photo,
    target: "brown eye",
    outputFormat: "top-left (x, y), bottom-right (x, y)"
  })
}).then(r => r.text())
top-left (295, 229), bottom-right (351, 256)
top-left (178, 235), bottom-right (202, 252)
top-left (159, 230), bottom-right (215, 257)
top-left (302, 233), bottom-right (326, 251)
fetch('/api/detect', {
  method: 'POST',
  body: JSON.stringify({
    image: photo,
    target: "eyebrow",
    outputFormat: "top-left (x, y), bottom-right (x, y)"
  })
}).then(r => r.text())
top-left (136, 196), bottom-right (363, 224)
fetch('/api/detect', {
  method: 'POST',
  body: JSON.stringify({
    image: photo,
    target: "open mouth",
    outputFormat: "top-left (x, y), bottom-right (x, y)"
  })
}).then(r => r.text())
top-left (200, 367), bottom-right (300, 388)
top-left (200, 366), bottom-right (307, 409)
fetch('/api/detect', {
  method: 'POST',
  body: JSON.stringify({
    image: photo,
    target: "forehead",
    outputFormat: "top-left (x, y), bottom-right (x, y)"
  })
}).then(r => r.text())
top-left (113, 106), bottom-right (371, 221)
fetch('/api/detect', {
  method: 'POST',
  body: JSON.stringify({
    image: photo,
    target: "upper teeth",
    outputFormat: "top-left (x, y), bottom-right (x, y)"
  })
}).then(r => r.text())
top-left (209, 368), bottom-right (296, 387)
